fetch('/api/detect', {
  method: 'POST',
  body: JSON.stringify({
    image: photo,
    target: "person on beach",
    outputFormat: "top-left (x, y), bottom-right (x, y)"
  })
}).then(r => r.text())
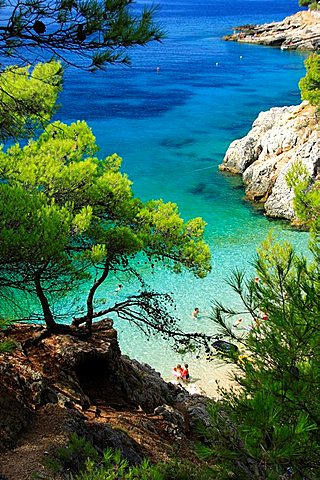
top-left (192, 307), bottom-right (200, 319)
top-left (172, 364), bottom-right (182, 381)
top-left (181, 364), bottom-right (190, 382)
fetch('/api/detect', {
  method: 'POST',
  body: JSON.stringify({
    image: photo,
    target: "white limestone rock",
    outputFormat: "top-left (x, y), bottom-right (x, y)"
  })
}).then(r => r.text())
top-left (220, 102), bottom-right (320, 221)
top-left (224, 11), bottom-right (320, 52)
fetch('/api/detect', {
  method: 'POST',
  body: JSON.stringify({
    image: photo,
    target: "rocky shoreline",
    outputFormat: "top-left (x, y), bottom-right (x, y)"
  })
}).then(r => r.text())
top-left (224, 10), bottom-right (320, 51)
top-left (220, 102), bottom-right (320, 221)
top-left (0, 320), bottom-right (212, 479)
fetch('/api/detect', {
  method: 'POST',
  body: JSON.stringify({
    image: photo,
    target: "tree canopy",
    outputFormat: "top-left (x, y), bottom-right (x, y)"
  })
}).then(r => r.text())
top-left (299, 53), bottom-right (320, 107)
top-left (0, 60), bottom-right (63, 142)
top-left (0, 0), bottom-right (163, 71)
top-left (298, 0), bottom-right (319, 9)
top-left (0, 64), bottom-right (211, 333)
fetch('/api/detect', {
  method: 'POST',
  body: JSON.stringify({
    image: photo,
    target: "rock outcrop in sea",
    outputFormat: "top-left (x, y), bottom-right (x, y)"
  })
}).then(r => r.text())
top-left (224, 10), bottom-right (320, 51)
top-left (0, 320), bottom-right (211, 479)
top-left (220, 102), bottom-right (320, 220)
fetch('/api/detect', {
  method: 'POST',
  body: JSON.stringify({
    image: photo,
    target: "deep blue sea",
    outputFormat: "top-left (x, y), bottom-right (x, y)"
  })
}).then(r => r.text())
top-left (57, 0), bottom-right (309, 377)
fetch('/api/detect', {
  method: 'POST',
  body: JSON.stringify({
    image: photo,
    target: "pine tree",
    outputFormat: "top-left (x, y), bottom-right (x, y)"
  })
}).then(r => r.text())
top-left (0, 120), bottom-right (211, 333)
top-left (0, 0), bottom-right (163, 71)
top-left (199, 235), bottom-right (320, 479)
top-left (0, 61), bottom-right (62, 141)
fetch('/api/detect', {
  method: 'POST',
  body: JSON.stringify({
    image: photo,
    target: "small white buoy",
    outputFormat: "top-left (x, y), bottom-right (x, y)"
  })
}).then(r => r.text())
top-left (215, 62), bottom-right (219, 66)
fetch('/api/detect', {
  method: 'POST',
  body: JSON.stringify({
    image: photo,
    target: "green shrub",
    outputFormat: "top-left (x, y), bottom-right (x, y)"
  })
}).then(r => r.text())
top-left (74, 448), bottom-right (163, 480)
top-left (0, 338), bottom-right (16, 353)
top-left (44, 433), bottom-right (98, 476)
top-left (0, 317), bottom-right (16, 353)
top-left (299, 54), bottom-right (320, 107)
top-left (309, 1), bottom-right (320, 10)
top-left (157, 460), bottom-right (216, 480)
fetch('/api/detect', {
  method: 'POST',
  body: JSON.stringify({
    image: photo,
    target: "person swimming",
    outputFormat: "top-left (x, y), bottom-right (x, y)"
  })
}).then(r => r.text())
top-left (192, 307), bottom-right (200, 319)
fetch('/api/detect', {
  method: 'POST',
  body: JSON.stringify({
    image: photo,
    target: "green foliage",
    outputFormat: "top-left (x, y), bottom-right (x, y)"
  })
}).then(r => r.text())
top-left (156, 459), bottom-right (216, 480)
top-left (75, 449), bottom-right (163, 480)
top-left (202, 236), bottom-right (320, 479)
top-left (45, 435), bottom-right (218, 480)
top-left (286, 160), bottom-right (320, 244)
top-left (299, 53), bottom-right (320, 107)
top-left (0, 3), bottom-right (209, 339)
top-left (0, 1), bottom-right (164, 71)
top-left (44, 433), bottom-right (99, 476)
top-left (0, 60), bottom-right (62, 142)
top-left (0, 105), bottom-right (210, 331)
top-left (0, 317), bottom-right (16, 353)
top-left (45, 435), bottom-right (162, 479)
top-left (299, 0), bottom-right (312, 6)
top-left (309, 1), bottom-right (320, 10)
top-left (0, 339), bottom-right (16, 353)
top-left (299, 0), bottom-right (320, 9)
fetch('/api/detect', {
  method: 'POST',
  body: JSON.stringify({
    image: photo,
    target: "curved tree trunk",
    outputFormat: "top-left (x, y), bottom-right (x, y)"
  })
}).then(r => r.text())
top-left (34, 271), bottom-right (57, 332)
top-left (82, 260), bottom-right (110, 332)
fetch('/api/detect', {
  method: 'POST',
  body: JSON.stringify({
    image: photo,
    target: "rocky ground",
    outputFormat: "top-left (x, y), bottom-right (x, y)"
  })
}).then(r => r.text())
top-left (224, 10), bottom-right (320, 51)
top-left (219, 102), bottom-right (320, 221)
top-left (0, 320), bottom-right (212, 480)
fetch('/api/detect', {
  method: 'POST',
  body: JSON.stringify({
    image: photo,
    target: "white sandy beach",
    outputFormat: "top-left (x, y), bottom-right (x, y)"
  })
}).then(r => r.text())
top-left (164, 356), bottom-right (239, 399)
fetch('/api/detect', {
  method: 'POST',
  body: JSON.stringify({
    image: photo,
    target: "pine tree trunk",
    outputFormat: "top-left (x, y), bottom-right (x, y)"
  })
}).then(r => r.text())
top-left (34, 271), bottom-right (57, 332)
top-left (85, 260), bottom-right (110, 332)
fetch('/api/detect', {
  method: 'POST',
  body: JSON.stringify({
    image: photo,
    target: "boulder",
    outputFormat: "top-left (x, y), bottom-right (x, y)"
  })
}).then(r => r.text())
top-left (220, 102), bottom-right (320, 220)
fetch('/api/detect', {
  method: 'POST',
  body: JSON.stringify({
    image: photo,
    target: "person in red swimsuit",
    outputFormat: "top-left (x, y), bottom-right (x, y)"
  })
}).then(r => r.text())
top-left (181, 364), bottom-right (190, 382)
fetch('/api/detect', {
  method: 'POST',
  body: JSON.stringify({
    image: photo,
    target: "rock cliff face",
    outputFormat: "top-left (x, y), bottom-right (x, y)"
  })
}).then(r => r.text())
top-left (0, 320), bottom-right (210, 479)
top-left (220, 102), bottom-right (320, 220)
top-left (224, 10), bottom-right (320, 51)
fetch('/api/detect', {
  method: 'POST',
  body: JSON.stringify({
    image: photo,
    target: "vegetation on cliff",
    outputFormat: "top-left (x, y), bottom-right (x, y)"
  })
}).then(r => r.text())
top-left (287, 161), bottom-right (320, 231)
top-left (299, 0), bottom-right (320, 10)
top-left (284, 53), bottom-right (320, 230)
top-left (44, 434), bottom-right (216, 480)
top-left (299, 53), bottom-right (320, 108)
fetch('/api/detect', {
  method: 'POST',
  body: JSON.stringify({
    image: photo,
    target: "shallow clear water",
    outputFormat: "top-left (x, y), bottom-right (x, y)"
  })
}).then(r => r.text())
top-left (57, 0), bottom-right (309, 376)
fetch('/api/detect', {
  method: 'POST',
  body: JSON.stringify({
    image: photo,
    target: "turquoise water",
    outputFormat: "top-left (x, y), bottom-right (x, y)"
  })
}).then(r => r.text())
top-left (57, 1), bottom-right (309, 375)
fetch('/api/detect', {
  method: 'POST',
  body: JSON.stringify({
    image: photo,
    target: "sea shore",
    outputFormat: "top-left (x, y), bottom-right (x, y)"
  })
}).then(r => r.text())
top-left (224, 10), bottom-right (320, 51)
top-left (165, 356), bottom-right (239, 399)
